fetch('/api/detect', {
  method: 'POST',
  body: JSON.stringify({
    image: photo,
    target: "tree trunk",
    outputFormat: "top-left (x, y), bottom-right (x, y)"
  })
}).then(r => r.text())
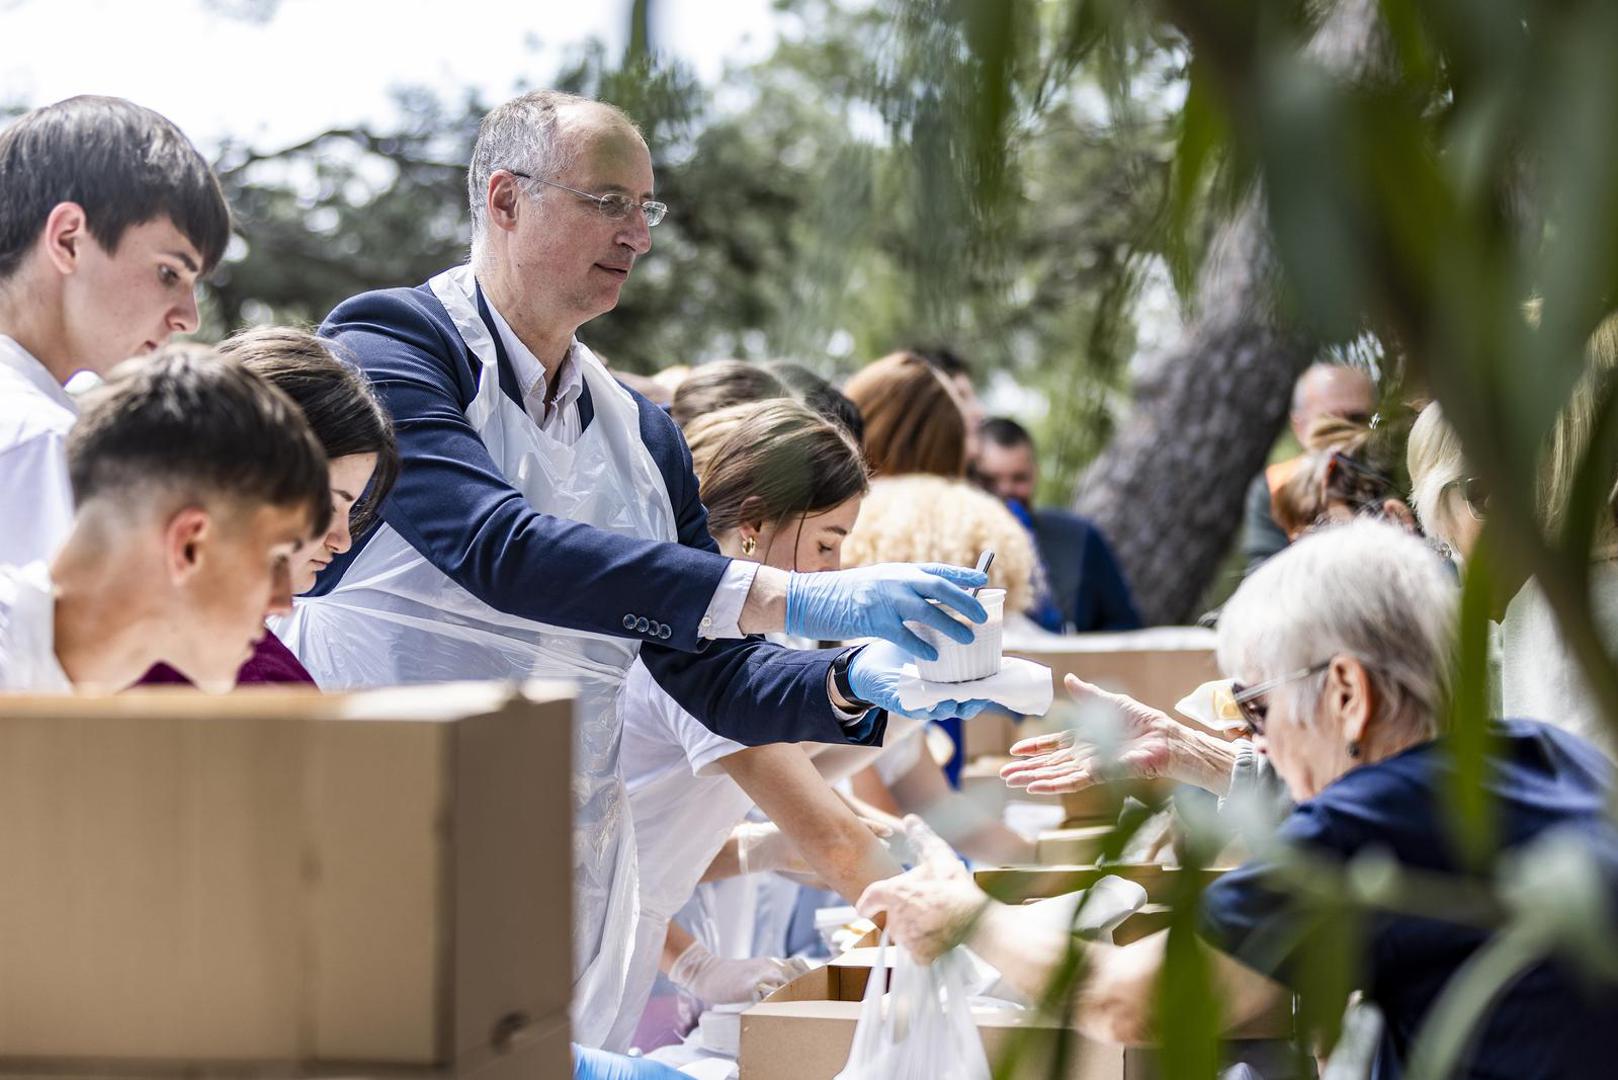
top-left (1073, 0), bottom-right (1386, 624)
top-left (1073, 198), bottom-right (1314, 624)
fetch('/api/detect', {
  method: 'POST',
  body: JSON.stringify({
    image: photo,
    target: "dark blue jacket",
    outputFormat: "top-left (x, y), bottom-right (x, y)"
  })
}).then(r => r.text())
top-left (1029, 509), bottom-right (1142, 632)
top-left (313, 279), bottom-right (882, 748)
top-left (1201, 719), bottom-right (1618, 1079)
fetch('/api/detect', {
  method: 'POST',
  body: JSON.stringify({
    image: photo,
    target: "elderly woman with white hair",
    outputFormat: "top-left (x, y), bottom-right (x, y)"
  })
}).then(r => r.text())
top-left (862, 520), bottom-right (1618, 1078)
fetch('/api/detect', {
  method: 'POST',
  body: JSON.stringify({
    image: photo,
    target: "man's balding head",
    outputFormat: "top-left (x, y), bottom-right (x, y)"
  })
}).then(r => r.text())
top-left (1291, 363), bottom-right (1375, 443)
top-left (468, 90), bottom-right (656, 351)
top-left (467, 90), bottom-right (644, 257)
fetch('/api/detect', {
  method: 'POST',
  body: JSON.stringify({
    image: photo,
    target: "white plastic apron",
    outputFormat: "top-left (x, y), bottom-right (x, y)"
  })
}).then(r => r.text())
top-left (277, 265), bottom-right (676, 1047)
top-left (606, 736), bottom-right (753, 1051)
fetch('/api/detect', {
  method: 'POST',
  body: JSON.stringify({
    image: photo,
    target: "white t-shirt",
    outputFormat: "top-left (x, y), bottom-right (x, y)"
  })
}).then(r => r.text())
top-left (619, 653), bottom-right (930, 918)
top-left (620, 657), bottom-right (755, 919)
top-left (0, 337), bottom-right (76, 567)
top-left (0, 562), bottom-right (71, 692)
top-left (1499, 563), bottom-right (1618, 758)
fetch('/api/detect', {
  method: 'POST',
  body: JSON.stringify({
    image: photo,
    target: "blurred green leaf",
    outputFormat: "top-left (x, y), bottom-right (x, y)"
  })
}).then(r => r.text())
top-left (1166, 59), bottom-right (1227, 294)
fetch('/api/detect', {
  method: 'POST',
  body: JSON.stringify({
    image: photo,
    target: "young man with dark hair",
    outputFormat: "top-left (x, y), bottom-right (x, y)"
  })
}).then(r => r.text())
top-left (0, 347), bottom-right (329, 693)
top-left (976, 416), bottom-right (1142, 633)
top-left (0, 95), bottom-right (232, 565)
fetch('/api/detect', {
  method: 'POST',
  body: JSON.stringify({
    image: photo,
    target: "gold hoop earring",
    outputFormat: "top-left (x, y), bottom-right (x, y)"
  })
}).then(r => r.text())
top-left (741, 535), bottom-right (757, 556)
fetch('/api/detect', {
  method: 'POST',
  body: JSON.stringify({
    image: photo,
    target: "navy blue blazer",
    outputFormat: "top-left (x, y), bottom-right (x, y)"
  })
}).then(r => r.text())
top-left (313, 279), bottom-right (883, 748)
top-left (1030, 509), bottom-right (1143, 632)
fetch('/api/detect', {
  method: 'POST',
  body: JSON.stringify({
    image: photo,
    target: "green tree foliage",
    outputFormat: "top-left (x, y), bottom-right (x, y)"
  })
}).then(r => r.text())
top-left (195, 5), bottom-right (1178, 504)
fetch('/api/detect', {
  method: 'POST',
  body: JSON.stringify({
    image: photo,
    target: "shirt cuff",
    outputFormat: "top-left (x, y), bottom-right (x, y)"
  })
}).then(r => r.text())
top-left (833, 700), bottom-right (872, 725)
top-left (697, 559), bottom-right (759, 640)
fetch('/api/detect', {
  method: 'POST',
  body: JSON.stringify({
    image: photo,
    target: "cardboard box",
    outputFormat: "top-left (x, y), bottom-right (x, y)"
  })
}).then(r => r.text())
top-left (975, 864), bottom-right (1233, 906)
top-left (741, 948), bottom-right (1127, 1080)
top-left (1033, 825), bottom-right (1115, 866)
top-left (740, 946), bottom-right (1289, 1080)
top-left (0, 681), bottom-right (575, 1079)
top-left (961, 708), bottom-right (1069, 763)
top-left (1008, 627), bottom-right (1221, 723)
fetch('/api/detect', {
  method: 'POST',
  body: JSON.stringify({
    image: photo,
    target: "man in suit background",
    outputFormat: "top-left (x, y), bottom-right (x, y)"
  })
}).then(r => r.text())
top-left (976, 416), bottom-right (1142, 633)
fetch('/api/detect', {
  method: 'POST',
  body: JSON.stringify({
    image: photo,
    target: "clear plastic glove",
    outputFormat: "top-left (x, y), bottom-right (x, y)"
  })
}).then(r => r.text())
top-left (999, 673), bottom-right (1181, 794)
top-left (856, 815), bottom-right (990, 964)
top-left (734, 818), bottom-right (894, 879)
top-left (785, 563), bottom-right (987, 659)
top-left (667, 940), bottom-right (812, 1005)
top-left (848, 640), bottom-right (997, 721)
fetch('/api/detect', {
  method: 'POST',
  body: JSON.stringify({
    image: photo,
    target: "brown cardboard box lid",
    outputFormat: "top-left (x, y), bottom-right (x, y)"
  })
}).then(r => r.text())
top-left (977, 863), bottom-right (1234, 904)
top-left (1007, 628), bottom-right (1220, 720)
top-left (742, 943), bottom-right (1289, 1080)
top-left (0, 680), bottom-right (576, 1077)
top-left (1032, 825), bottom-right (1116, 866)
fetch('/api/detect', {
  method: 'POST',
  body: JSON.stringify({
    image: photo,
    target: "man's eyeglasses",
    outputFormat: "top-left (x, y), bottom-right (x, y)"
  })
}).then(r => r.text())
top-left (1229, 661), bottom-right (1332, 737)
top-left (507, 170), bottom-right (667, 227)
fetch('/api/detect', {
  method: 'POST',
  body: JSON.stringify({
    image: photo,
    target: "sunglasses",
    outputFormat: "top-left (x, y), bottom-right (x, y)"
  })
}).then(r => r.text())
top-left (1229, 661), bottom-right (1331, 737)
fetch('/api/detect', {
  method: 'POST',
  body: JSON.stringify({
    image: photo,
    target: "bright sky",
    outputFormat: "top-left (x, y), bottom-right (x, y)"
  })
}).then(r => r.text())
top-left (0, 0), bottom-right (779, 150)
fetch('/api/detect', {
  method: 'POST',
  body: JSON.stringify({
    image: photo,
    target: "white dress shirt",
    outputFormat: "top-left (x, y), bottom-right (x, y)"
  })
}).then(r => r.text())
top-left (482, 294), bottom-right (758, 639)
top-left (0, 562), bottom-right (72, 692)
top-left (0, 336), bottom-right (77, 566)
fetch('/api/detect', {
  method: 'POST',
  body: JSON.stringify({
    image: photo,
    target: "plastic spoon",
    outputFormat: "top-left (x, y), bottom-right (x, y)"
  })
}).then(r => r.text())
top-left (972, 549), bottom-right (995, 597)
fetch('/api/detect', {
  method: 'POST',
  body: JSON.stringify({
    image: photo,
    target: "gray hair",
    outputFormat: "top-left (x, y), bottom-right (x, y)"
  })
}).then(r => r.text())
top-left (1406, 402), bottom-right (1472, 553)
top-left (1217, 519), bottom-right (1457, 741)
top-left (466, 90), bottom-right (638, 258)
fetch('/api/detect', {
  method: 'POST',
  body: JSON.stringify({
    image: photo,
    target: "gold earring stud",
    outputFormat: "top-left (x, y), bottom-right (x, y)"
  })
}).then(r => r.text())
top-left (741, 536), bottom-right (757, 556)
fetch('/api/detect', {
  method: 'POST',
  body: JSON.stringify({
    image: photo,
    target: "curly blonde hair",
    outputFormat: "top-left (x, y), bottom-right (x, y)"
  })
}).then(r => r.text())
top-left (839, 474), bottom-right (1037, 612)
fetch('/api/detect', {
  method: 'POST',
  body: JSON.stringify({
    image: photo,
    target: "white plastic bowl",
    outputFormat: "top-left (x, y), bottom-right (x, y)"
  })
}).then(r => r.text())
top-left (913, 588), bottom-right (1005, 683)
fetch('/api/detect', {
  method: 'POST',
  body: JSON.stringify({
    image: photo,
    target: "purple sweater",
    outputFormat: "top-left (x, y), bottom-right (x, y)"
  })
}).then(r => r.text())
top-left (137, 630), bottom-right (316, 688)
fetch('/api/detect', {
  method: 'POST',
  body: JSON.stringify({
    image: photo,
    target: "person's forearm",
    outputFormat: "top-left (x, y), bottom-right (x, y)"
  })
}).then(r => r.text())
top-left (889, 756), bottom-right (1037, 864)
top-left (965, 906), bottom-right (1163, 1045)
top-left (1169, 727), bottom-right (1241, 797)
top-left (700, 835), bottom-right (744, 883)
top-left (661, 922), bottom-right (697, 974)
top-left (738, 565), bottom-right (789, 635)
top-left (963, 901), bottom-right (1070, 1002)
top-left (850, 765), bottom-right (904, 816)
top-left (725, 747), bottom-right (903, 903)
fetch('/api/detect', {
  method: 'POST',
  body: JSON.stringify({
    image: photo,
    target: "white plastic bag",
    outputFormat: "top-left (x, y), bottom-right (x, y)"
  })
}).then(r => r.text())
top-left (835, 933), bottom-right (992, 1080)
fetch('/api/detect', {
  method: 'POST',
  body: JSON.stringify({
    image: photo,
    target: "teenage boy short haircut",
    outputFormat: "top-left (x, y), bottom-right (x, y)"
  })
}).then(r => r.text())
top-left (0, 96), bottom-right (231, 281)
top-left (68, 345), bottom-right (331, 536)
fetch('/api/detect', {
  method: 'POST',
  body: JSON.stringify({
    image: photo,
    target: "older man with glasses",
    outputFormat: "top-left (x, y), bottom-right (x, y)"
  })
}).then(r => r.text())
top-left (280, 90), bottom-right (997, 1075)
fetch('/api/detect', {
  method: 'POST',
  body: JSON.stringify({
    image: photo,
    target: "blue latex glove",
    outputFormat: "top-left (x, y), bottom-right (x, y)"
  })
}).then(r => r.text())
top-left (785, 562), bottom-right (987, 660)
top-left (847, 640), bottom-right (997, 721)
top-left (573, 1044), bottom-right (686, 1079)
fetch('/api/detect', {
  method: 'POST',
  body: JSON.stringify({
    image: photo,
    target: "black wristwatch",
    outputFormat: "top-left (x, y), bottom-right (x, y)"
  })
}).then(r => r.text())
top-left (830, 645), bottom-right (875, 710)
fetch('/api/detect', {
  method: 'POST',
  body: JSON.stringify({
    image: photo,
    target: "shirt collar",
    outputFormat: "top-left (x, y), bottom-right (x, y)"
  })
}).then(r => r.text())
top-left (480, 292), bottom-right (585, 414)
top-left (0, 336), bottom-right (77, 414)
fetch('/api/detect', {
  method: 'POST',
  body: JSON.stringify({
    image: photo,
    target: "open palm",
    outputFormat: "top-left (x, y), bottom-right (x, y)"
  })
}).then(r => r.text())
top-left (999, 674), bottom-right (1177, 794)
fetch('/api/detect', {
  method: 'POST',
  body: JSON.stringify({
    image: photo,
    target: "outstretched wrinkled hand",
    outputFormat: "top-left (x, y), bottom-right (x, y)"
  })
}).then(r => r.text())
top-left (785, 562), bottom-right (987, 660)
top-left (856, 815), bottom-right (988, 963)
top-left (999, 674), bottom-right (1177, 794)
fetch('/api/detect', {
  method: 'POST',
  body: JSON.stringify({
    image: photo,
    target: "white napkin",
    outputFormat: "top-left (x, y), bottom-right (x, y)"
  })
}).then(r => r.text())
top-left (1175, 677), bottom-right (1246, 732)
top-left (894, 656), bottom-right (1054, 716)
